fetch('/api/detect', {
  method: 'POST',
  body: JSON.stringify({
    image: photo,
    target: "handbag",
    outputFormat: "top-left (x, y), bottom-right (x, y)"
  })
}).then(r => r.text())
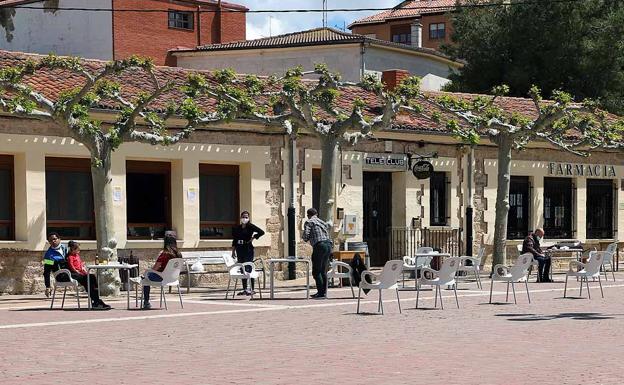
top-left (190, 259), bottom-right (204, 272)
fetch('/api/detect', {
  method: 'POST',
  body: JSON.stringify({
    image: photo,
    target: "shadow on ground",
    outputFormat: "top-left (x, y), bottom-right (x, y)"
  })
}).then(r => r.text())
top-left (496, 312), bottom-right (616, 321)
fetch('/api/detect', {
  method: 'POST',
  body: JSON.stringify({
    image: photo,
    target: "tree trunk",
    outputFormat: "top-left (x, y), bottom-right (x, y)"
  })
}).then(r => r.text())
top-left (319, 135), bottom-right (339, 223)
top-left (91, 148), bottom-right (120, 296)
top-left (492, 135), bottom-right (512, 269)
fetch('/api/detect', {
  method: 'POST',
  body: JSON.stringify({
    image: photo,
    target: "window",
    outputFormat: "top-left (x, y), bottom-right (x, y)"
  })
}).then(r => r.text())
top-left (199, 164), bottom-right (239, 239)
top-left (430, 172), bottom-right (448, 226)
top-left (312, 168), bottom-right (321, 211)
top-left (543, 177), bottom-right (573, 239)
top-left (45, 157), bottom-right (95, 239)
top-left (0, 155), bottom-right (14, 240)
top-left (168, 10), bottom-right (194, 30)
top-left (586, 179), bottom-right (614, 239)
top-left (429, 23), bottom-right (446, 40)
top-left (391, 25), bottom-right (412, 45)
top-left (126, 161), bottom-right (171, 239)
top-left (507, 176), bottom-right (530, 239)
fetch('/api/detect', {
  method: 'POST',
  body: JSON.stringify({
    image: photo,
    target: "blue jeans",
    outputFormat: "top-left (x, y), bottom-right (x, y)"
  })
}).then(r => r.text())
top-left (143, 272), bottom-right (163, 304)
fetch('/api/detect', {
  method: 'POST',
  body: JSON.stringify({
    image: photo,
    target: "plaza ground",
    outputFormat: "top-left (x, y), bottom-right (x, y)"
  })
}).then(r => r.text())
top-left (1, 272), bottom-right (623, 385)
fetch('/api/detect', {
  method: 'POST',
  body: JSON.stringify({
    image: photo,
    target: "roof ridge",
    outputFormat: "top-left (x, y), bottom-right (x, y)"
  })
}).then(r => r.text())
top-left (195, 27), bottom-right (351, 49)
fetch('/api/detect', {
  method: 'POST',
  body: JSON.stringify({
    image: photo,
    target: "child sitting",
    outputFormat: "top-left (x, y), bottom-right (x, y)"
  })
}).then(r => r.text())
top-left (67, 241), bottom-right (111, 310)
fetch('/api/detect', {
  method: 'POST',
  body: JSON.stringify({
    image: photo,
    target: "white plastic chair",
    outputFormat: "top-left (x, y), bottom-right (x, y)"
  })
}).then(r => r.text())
top-left (50, 269), bottom-right (81, 310)
top-left (356, 260), bottom-right (403, 315)
top-left (402, 252), bottom-right (434, 288)
top-left (326, 261), bottom-right (355, 299)
top-left (564, 251), bottom-right (604, 299)
top-left (517, 243), bottom-right (540, 281)
top-left (489, 253), bottom-right (534, 304)
top-left (132, 258), bottom-right (184, 310)
top-left (417, 257), bottom-right (461, 309)
top-left (457, 246), bottom-right (485, 289)
top-left (601, 243), bottom-right (617, 281)
top-left (225, 261), bottom-right (263, 299)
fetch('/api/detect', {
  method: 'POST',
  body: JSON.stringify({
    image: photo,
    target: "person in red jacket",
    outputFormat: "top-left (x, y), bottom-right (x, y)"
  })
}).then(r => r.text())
top-left (141, 234), bottom-right (181, 309)
top-left (67, 241), bottom-right (110, 310)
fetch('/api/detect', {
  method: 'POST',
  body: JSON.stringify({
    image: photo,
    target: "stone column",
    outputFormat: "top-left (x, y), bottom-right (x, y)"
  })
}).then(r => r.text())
top-left (411, 21), bottom-right (423, 48)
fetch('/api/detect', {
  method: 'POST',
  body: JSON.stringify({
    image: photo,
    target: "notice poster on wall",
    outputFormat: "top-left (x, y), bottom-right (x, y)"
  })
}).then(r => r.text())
top-left (187, 187), bottom-right (197, 202)
top-left (113, 186), bottom-right (122, 202)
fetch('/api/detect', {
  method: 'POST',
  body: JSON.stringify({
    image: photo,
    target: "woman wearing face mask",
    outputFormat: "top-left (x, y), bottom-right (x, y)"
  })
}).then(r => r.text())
top-left (232, 211), bottom-right (265, 296)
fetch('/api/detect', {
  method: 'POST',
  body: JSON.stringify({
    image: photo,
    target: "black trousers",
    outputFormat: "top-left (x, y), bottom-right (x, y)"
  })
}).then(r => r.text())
top-left (311, 240), bottom-right (332, 295)
top-left (236, 246), bottom-right (255, 291)
top-left (72, 273), bottom-right (101, 304)
top-left (534, 255), bottom-right (552, 281)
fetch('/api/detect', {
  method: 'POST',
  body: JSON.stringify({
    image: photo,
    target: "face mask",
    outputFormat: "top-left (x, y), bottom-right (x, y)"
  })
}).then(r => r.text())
top-left (536, 236), bottom-right (542, 242)
top-left (241, 218), bottom-right (249, 224)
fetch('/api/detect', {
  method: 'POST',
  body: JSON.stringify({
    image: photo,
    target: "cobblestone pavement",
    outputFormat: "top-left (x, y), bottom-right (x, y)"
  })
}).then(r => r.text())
top-left (1, 273), bottom-right (624, 385)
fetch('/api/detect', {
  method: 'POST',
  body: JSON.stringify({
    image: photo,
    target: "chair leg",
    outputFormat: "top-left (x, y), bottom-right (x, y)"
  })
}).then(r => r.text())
top-left (225, 278), bottom-right (231, 300)
top-left (258, 279), bottom-right (263, 299)
top-left (579, 276), bottom-right (583, 297)
top-left (377, 290), bottom-right (382, 313)
top-left (349, 278), bottom-right (355, 299)
top-left (453, 284), bottom-right (459, 309)
top-left (585, 276), bottom-right (591, 299)
top-left (564, 274), bottom-right (569, 298)
top-left (416, 282), bottom-right (421, 309)
top-left (135, 284), bottom-right (139, 308)
top-left (511, 282), bottom-right (517, 304)
top-left (477, 269), bottom-right (483, 289)
top-left (379, 290), bottom-right (384, 315)
top-left (611, 264), bottom-right (616, 281)
top-left (489, 279), bottom-right (494, 304)
top-left (162, 287), bottom-right (168, 310)
top-left (160, 287), bottom-right (163, 308)
top-left (61, 287), bottom-right (67, 309)
top-left (434, 285), bottom-right (438, 308)
top-left (76, 286), bottom-right (81, 309)
top-left (396, 288), bottom-right (402, 314)
top-left (439, 285), bottom-right (444, 310)
top-left (178, 284), bottom-right (184, 309)
top-left (357, 287), bottom-right (361, 314)
top-left (506, 281), bottom-right (510, 302)
top-left (525, 280), bottom-right (531, 304)
top-left (474, 269), bottom-right (480, 289)
top-left (603, 265), bottom-right (608, 281)
top-left (598, 275), bottom-right (604, 298)
top-left (50, 286), bottom-right (57, 309)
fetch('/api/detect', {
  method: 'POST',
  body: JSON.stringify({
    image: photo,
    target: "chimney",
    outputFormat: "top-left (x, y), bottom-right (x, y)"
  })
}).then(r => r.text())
top-left (382, 69), bottom-right (410, 91)
top-left (410, 21), bottom-right (423, 48)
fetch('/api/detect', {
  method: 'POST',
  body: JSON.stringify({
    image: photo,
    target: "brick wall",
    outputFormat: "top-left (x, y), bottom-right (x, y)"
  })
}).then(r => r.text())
top-left (112, 0), bottom-right (246, 66)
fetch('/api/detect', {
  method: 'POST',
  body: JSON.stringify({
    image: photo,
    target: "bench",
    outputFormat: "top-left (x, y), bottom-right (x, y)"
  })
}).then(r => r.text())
top-left (180, 251), bottom-right (267, 293)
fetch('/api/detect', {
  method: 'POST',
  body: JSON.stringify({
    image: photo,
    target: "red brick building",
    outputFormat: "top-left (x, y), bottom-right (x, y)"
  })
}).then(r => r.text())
top-left (349, 0), bottom-right (455, 51)
top-left (0, 0), bottom-right (248, 65)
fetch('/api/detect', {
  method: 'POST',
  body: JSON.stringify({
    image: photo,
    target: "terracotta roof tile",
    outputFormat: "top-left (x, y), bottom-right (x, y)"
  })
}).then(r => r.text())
top-left (349, 0), bottom-right (457, 27)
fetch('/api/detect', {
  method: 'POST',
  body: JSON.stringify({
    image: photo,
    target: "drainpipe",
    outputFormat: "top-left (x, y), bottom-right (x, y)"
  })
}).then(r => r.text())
top-left (465, 145), bottom-right (474, 256)
top-left (287, 134), bottom-right (297, 279)
top-left (196, 5), bottom-right (201, 46)
top-left (360, 42), bottom-right (366, 80)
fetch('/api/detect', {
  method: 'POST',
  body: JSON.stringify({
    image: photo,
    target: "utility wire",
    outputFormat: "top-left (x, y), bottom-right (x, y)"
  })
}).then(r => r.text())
top-left (0, 0), bottom-right (596, 14)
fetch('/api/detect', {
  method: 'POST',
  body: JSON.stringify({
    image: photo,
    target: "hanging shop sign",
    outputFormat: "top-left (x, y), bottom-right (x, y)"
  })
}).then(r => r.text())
top-left (548, 162), bottom-right (616, 178)
top-left (363, 153), bottom-right (408, 170)
top-left (412, 160), bottom-right (434, 179)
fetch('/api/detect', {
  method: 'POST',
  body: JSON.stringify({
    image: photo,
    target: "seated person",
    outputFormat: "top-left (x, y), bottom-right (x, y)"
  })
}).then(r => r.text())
top-left (43, 232), bottom-right (68, 298)
top-left (67, 241), bottom-right (110, 310)
top-left (522, 228), bottom-right (552, 282)
top-left (142, 234), bottom-right (181, 310)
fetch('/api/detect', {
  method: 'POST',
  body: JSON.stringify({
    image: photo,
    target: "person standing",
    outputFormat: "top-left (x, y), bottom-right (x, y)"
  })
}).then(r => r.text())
top-left (302, 208), bottom-right (332, 299)
top-left (232, 211), bottom-right (265, 296)
top-left (43, 232), bottom-right (68, 298)
top-left (522, 228), bottom-right (552, 282)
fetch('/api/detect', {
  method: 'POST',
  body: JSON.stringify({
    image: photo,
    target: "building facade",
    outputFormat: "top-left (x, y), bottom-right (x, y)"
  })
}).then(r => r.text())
top-left (349, 0), bottom-right (454, 51)
top-left (0, 51), bottom-right (622, 294)
top-left (0, 0), bottom-right (247, 65)
top-left (172, 27), bottom-right (462, 91)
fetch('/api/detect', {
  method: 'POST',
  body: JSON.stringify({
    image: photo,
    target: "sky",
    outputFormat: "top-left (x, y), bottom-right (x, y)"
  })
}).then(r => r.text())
top-left (235, 0), bottom-right (400, 39)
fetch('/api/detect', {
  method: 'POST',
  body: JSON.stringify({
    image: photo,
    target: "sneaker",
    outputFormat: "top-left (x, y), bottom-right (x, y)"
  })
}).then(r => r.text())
top-left (236, 291), bottom-right (247, 296)
top-left (142, 302), bottom-right (152, 310)
top-left (311, 293), bottom-right (326, 299)
top-left (313, 294), bottom-right (327, 300)
top-left (99, 301), bottom-right (112, 309)
top-left (92, 303), bottom-right (109, 310)
top-left (246, 290), bottom-right (255, 296)
top-left (44, 288), bottom-right (51, 298)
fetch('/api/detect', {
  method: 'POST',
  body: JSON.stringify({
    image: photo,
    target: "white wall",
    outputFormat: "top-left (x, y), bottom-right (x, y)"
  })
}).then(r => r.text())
top-left (364, 46), bottom-right (457, 90)
top-left (0, 0), bottom-right (113, 60)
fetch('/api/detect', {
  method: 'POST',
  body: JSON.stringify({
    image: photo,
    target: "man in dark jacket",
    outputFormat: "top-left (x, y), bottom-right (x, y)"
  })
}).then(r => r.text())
top-left (522, 228), bottom-right (552, 282)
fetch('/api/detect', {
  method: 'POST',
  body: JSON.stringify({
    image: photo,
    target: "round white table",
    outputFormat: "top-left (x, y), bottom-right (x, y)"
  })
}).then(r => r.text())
top-left (86, 263), bottom-right (139, 310)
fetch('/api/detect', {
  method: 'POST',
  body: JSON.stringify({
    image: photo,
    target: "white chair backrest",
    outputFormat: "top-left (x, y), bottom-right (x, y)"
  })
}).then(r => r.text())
top-left (160, 258), bottom-right (184, 284)
top-left (223, 253), bottom-right (237, 267)
top-left (416, 247), bottom-right (434, 254)
top-left (516, 244), bottom-right (523, 253)
top-left (605, 242), bottom-right (618, 257)
top-left (585, 251), bottom-right (605, 275)
top-left (416, 256), bottom-right (433, 268)
top-left (378, 260), bottom-right (404, 289)
top-left (437, 257), bottom-right (461, 285)
top-left (403, 256), bottom-right (414, 266)
top-left (477, 246), bottom-right (486, 259)
top-left (510, 253), bottom-right (534, 281)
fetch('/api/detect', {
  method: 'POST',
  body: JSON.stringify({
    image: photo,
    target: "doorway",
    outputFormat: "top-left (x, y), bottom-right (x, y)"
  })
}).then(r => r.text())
top-left (363, 172), bottom-right (393, 266)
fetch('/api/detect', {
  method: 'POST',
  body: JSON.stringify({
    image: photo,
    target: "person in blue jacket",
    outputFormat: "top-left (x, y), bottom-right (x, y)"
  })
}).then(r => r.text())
top-left (43, 232), bottom-right (68, 297)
